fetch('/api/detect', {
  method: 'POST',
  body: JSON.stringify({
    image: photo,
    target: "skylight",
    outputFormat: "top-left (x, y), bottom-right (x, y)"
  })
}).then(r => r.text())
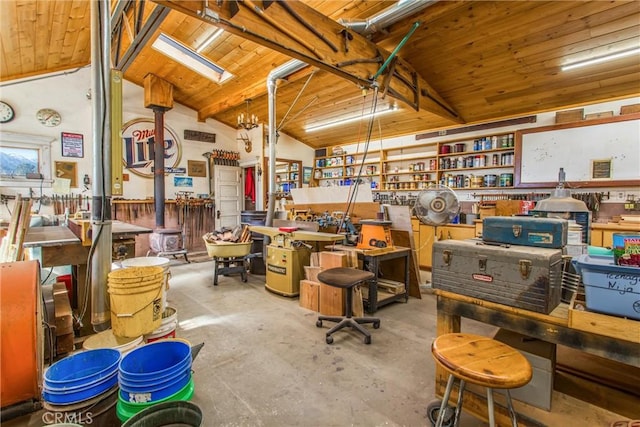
top-left (152, 33), bottom-right (233, 84)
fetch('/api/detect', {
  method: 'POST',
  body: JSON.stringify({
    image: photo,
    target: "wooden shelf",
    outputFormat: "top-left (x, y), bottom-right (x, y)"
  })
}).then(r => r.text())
top-left (313, 132), bottom-right (517, 193)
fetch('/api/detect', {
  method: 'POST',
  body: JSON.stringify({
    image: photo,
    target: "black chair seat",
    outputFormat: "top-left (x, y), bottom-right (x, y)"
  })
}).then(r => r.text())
top-left (317, 268), bottom-right (375, 289)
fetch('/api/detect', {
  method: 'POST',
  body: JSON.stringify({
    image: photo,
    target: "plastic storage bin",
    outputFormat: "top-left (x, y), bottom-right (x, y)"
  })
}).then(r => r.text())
top-left (573, 254), bottom-right (640, 320)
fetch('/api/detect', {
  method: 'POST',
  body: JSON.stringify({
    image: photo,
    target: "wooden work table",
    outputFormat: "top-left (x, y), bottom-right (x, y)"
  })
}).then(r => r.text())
top-left (23, 222), bottom-right (153, 337)
top-left (434, 289), bottom-right (640, 425)
top-left (327, 244), bottom-right (411, 313)
top-left (23, 222), bottom-right (153, 266)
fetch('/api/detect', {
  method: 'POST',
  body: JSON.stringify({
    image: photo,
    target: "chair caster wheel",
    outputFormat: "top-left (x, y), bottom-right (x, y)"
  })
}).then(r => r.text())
top-left (426, 400), bottom-right (454, 427)
top-left (364, 336), bottom-right (371, 344)
top-left (373, 321), bottom-right (381, 329)
top-left (316, 320), bottom-right (323, 328)
top-left (326, 336), bottom-right (334, 344)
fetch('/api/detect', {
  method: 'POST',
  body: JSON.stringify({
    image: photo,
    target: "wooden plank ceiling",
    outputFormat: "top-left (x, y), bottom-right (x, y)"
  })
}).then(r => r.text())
top-left (1, 1), bottom-right (639, 149)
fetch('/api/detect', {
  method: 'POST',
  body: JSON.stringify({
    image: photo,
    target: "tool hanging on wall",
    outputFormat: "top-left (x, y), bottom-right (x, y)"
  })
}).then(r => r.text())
top-left (175, 192), bottom-right (215, 248)
top-left (51, 194), bottom-right (84, 215)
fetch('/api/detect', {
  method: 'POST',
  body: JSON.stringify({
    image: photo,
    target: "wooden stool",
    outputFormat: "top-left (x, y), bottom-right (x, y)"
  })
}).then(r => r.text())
top-left (430, 333), bottom-right (532, 427)
top-left (315, 268), bottom-right (379, 345)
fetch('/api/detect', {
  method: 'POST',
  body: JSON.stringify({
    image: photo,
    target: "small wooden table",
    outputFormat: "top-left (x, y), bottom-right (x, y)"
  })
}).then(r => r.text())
top-left (328, 245), bottom-right (411, 313)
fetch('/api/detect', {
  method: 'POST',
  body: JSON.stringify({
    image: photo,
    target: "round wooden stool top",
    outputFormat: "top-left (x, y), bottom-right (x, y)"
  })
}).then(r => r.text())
top-left (431, 333), bottom-right (532, 389)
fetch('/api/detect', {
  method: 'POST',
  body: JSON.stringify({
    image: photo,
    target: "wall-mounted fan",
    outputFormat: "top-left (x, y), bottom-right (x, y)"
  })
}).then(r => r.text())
top-left (413, 184), bottom-right (460, 226)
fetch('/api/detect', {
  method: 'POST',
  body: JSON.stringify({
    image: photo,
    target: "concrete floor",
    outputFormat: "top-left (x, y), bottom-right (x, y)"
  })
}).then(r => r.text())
top-left (6, 258), bottom-right (630, 426)
top-left (159, 259), bottom-right (491, 426)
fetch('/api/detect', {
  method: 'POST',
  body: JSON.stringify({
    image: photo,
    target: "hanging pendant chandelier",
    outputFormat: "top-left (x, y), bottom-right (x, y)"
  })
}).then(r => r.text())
top-left (237, 99), bottom-right (259, 130)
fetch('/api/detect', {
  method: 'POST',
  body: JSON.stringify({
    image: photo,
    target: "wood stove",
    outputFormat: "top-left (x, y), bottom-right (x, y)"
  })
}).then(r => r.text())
top-left (147, 228), bottom-right (189, 262)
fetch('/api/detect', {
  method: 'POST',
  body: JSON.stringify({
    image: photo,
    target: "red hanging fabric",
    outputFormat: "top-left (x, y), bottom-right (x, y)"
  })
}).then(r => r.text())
top-left (245, 167), bottom-right (256, 203)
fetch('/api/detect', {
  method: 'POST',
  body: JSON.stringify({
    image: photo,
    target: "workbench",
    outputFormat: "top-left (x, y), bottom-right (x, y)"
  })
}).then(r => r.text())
top-left (329, 245), bottom-right (411, 313)
top-left (24, 222), bottom-right (153, 254)
top-left (434, 289), bottom-right (640, 425)
top-left (23, 222), bottom-right (152, 335)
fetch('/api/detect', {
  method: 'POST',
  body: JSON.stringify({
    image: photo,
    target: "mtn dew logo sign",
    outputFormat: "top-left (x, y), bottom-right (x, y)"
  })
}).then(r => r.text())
top-left (122, 118), bottom-right (182, 178)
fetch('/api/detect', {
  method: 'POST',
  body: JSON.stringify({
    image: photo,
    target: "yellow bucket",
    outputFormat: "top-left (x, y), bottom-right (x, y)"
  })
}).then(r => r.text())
top-left (108, 266), bottom-right (164, 285)
top-left (108, 266), bottom-right (164, 338)
top-left (120, 257), bottom-right (171, 311)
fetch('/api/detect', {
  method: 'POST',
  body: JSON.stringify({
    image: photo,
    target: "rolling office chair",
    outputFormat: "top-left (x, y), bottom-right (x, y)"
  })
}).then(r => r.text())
top-left (315, 267), bottom-right (379, 344)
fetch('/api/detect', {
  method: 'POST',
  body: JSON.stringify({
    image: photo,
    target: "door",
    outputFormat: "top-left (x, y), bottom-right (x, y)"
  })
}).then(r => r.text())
top-left (214, 165), bottom-right (242, 229)
top-left (243, 166), bottom-right (257, 211)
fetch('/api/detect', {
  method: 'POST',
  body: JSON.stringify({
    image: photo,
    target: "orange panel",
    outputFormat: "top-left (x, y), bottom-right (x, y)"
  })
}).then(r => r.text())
top-left (1, 260), bottom-right (42, 407)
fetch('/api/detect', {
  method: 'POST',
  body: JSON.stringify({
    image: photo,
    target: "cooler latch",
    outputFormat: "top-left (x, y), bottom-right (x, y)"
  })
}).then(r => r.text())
top-left (519, 259), bottom-right (532, 279)
top-left (478, 256), bottom-right (487, 271)
top-left (443, 250), bottom-right (452, 266)
top-left (512, 225), bottom-right (522, 237)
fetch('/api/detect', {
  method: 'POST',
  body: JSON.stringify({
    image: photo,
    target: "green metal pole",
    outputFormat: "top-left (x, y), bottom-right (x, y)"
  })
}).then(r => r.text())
top-left (372, 21), bottom-right (421, 81)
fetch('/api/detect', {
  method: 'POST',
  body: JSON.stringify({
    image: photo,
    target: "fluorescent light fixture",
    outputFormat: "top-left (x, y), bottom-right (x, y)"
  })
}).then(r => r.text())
top-left (196, 28), bottom-right (224, 53)
top-left (152, 33), bottom-right (233, 84)
top-left (561, 47), bottom-right (640, 71)
top-left (305, 106), bottom-right (398, 132)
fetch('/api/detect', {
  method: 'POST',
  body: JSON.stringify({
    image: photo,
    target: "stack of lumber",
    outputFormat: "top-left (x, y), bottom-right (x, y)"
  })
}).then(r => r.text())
top-left (0, 195), bottom-right (33, 262)
top-left (203, 225), bottom-right (252, 243)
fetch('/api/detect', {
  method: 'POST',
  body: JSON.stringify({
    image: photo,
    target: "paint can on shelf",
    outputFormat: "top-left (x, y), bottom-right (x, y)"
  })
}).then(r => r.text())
top-left (483, 174), bottom-right (497, 187)
top-left (470, 176), bottom-right (483, 188)
top-left (499, 173), bottom-right (513, 187)
top-left (453, 143), bottom-right (466, 153)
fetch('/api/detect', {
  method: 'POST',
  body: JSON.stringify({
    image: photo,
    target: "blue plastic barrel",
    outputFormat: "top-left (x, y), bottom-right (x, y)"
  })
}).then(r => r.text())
top-left (42, 349), bottom-right (121, 405)
top-left (119, 341), bottom-right (191, 381)
top-left (118, 341), bottom-right (192, 404)
top-left (44, 348), bottom-right (120, 388)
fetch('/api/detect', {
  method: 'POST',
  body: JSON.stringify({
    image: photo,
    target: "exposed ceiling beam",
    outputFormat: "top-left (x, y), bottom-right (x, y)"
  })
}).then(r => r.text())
top-left (112, 4), bottom-right (170, 72)
top-left (152, 0), bottom-right (463, 123)
top-left (196, 64), bottom-right (316, 121)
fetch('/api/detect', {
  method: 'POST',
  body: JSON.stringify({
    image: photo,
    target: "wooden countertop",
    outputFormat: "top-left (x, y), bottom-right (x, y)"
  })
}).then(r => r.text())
top-left (591, 222), bottom-right (640, 231)
top-left (411, 218), bottom-right (640, 232)
top-left (24, 221), bottom-right (152, 247)
top-left (411, 218), bottom-right (475, 229)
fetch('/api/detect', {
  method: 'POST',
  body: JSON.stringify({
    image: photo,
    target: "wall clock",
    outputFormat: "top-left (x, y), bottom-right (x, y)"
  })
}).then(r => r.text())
top-left (36, 108), bottom-right (62, 127)
top-left (0, 101), bottom-right (15, 123)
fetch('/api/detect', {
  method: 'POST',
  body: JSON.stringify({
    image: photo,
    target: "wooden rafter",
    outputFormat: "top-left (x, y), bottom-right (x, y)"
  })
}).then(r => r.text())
top-left (151, 0), bottom-right (462, 123)
top-left (111, 2), bottom-right (170, 72)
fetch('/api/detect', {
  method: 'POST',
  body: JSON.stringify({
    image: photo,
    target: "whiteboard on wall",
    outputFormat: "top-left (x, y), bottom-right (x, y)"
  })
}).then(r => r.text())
top-left (516, 115), bottom-right (640, 187)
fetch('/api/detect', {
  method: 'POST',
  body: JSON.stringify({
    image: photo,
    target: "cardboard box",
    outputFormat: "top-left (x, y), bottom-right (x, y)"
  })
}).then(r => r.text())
top-left (479, 205), bottom-right (496, 219)
top-left (300, 280), bottom-right (320, 312)
top-left (494, 329), bottom-right (555, 411)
